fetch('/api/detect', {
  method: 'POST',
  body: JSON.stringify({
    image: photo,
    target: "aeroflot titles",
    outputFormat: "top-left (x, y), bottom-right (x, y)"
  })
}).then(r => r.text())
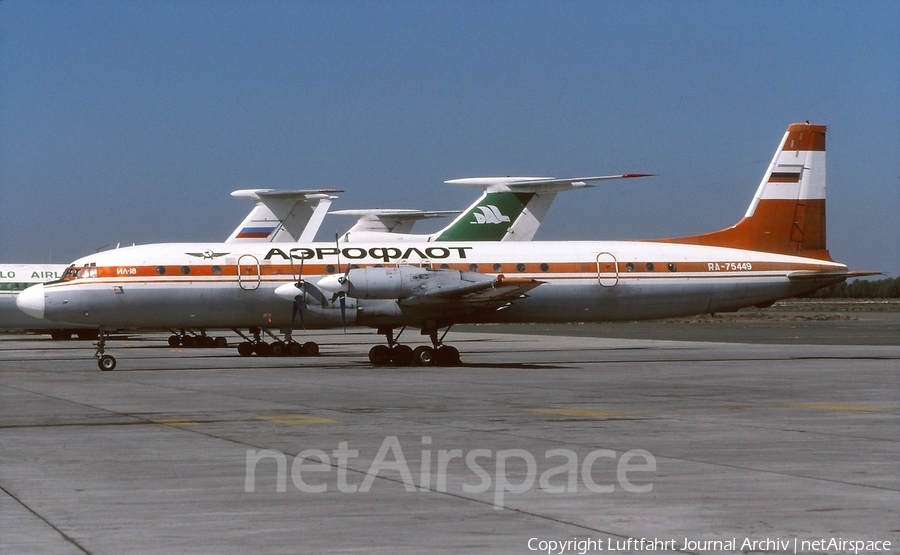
top-left (264, 246), bottom-right (474, 263)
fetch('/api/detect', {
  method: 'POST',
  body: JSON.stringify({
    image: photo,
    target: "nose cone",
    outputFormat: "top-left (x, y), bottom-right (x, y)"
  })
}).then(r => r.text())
top-left (316, 274), bottom-right (346, 295)
top-left (274, 282), bottom-right (302, 301)
top-left (16, 283), bottom-right (45, 320)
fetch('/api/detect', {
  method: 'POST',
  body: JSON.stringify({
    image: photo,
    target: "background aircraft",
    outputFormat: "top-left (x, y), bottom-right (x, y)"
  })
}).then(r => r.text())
top-left (18, 123), bottom-right (873, 371)
top-left (1, 189), bottom-right (338, 340)
top-left (334, 174), bottom-right (650, 243)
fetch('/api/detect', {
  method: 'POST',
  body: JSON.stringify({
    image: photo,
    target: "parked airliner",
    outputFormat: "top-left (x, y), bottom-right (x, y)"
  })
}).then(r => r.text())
top-left (18, 123), bottom-right (872, 370)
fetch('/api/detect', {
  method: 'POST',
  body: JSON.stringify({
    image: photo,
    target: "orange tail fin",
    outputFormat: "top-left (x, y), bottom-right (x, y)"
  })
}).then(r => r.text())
top-left (661, 123), bottom-right (831, 260)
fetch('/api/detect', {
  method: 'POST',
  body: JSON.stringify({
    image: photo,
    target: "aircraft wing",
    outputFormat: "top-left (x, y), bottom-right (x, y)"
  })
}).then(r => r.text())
top-left (415, 276), bottom-right (543, 305)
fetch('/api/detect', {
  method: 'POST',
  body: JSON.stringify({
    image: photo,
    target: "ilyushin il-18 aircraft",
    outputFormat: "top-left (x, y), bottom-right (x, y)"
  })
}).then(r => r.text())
top-left (18, 123), bottom-right (873, 371)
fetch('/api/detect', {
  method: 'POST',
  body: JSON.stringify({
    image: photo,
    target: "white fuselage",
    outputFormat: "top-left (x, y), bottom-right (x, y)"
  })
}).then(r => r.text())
top-left (19, 240), bottom-right (846, 332)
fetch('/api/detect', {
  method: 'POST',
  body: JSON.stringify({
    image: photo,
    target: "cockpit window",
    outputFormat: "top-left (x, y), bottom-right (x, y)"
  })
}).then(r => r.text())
top-left (60, 262), bottom-right (97, 280)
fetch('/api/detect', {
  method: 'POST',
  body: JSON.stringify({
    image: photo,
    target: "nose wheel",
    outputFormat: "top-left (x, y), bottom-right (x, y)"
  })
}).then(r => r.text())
top-left (94, 332), bottom-right (117, 371)
top-left (98, 354), bottom-right (117, 371)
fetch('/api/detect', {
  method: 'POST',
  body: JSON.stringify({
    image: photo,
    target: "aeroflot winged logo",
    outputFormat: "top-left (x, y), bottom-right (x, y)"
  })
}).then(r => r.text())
top-left (185, 250), bottom-right (230, 260)
top-left (472, 205), bottom-right (511, 225)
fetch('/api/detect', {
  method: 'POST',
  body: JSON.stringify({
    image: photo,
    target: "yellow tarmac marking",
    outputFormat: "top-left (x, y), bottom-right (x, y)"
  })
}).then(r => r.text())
top-left (257, 415), bottom-right (339, 425)
top-left (782, 403), bottom-right (890, 413)
top-left (528, 408), bottom-right (627, 418)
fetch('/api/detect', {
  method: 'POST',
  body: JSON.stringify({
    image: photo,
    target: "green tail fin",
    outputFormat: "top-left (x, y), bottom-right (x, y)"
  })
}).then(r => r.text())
top-left (433, 192), bottom-right (535, 241)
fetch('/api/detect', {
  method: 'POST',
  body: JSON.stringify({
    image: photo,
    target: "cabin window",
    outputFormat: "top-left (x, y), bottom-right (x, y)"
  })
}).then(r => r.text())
top-left (156, 266), bottom-right (167, 275)
top-left (667, 263), bottom-right (677, 272)
top-left (469, 264), bottom-right (478, 272)
top-left (212, 266), bottom-right (222, 275)
top-left (645, 262), bottom-right (655, 271)
top-left (440, 263), bottom-right (450, 269)
top-left (181, 266), bottom-right (191, 275)
top-left (325, 265), bottom-right (336, 274)
top-left (516, 263), bottom-right (526, 272)
top-left (493, 263), bottom-right (503, 272)
top-left (540, 263), bottom-right (549, 272)
top-left (625, 263), bottom-right (635, 272)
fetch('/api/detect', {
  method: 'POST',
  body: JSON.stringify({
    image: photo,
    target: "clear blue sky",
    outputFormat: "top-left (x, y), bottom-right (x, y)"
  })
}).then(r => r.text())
top-left (2, 1), bottom-right (898, 276)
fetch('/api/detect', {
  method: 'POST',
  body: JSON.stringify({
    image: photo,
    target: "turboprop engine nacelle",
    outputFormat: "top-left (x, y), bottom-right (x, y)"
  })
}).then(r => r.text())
top-left (318, 266), bottom-right (493, 300)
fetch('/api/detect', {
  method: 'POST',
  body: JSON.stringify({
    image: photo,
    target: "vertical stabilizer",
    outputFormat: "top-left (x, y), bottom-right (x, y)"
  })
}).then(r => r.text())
top-left (660, 123), bottom-right (830, 259)
top-left (432, 190), bottom-right (538, 241)
top-left (226, 189), bottom-right (340, 243)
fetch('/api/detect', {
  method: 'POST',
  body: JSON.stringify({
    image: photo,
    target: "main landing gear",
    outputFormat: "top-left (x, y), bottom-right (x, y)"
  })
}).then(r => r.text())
top-left (234, 327), bottom-right (320, 358)
top-left (167, 330), bottom-right (228, 349)
top-left (368, 326), bottom-right (461, 367)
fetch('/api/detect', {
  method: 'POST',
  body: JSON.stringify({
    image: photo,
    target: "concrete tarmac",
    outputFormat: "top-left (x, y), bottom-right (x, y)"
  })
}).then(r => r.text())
top-left (1, 317), bottom-right (898, 554)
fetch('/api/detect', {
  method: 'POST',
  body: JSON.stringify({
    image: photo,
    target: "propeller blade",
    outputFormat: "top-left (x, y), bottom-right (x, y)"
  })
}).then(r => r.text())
top-left (294, 295), bottom-right (305, 329)
top-left (334, 231), bottom-right (342, 276)
top-left (338, 293), bottom-right (346, 333)
top-left (301, 281), bottom-right (328, 307)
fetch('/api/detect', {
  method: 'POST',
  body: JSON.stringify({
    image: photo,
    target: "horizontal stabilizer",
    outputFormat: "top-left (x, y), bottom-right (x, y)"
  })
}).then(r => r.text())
top-left (445, 173), bottom-right (653, 193)
top-left (787, 270), bottom-right (881, 282)
top-left (230, 188), bottom-right (343, 201)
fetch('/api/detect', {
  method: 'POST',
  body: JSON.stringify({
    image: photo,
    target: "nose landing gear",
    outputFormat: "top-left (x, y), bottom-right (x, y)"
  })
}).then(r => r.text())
top-left (94, 332), bottom-right (116, 371)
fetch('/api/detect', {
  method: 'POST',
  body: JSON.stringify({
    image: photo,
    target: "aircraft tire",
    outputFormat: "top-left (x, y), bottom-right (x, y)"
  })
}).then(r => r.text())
top-left (412, 346), bottom-right (435, 367)
top-left (435, 345), bottom-right (461, 366)
top-left (98, 355), bottom-right (117, 371)
top-left (390, 344), bottom-right (413, 366)
top-left (254, 342), bottom-right (272, 356)
top-left (369, 345), bottom-right (391, 366)
top-left (270, 341), bottom-right (286, 357)
top-left (237, 341), bottom-right (254, 356)
top-left (214, 337), bottom-right (228, 348)
top-left (50, 331), bottom-right (72, 341)
top-left (287, 341), bottom-right (303, 356)
top-left (168, 335), bottom-right (181, 347)
top-left (303, 342), bottom-right (319, 356)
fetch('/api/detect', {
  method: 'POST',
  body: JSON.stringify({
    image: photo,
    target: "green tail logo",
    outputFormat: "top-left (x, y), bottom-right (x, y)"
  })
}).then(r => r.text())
top-left (434, 192), bottom-right (534, 241)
